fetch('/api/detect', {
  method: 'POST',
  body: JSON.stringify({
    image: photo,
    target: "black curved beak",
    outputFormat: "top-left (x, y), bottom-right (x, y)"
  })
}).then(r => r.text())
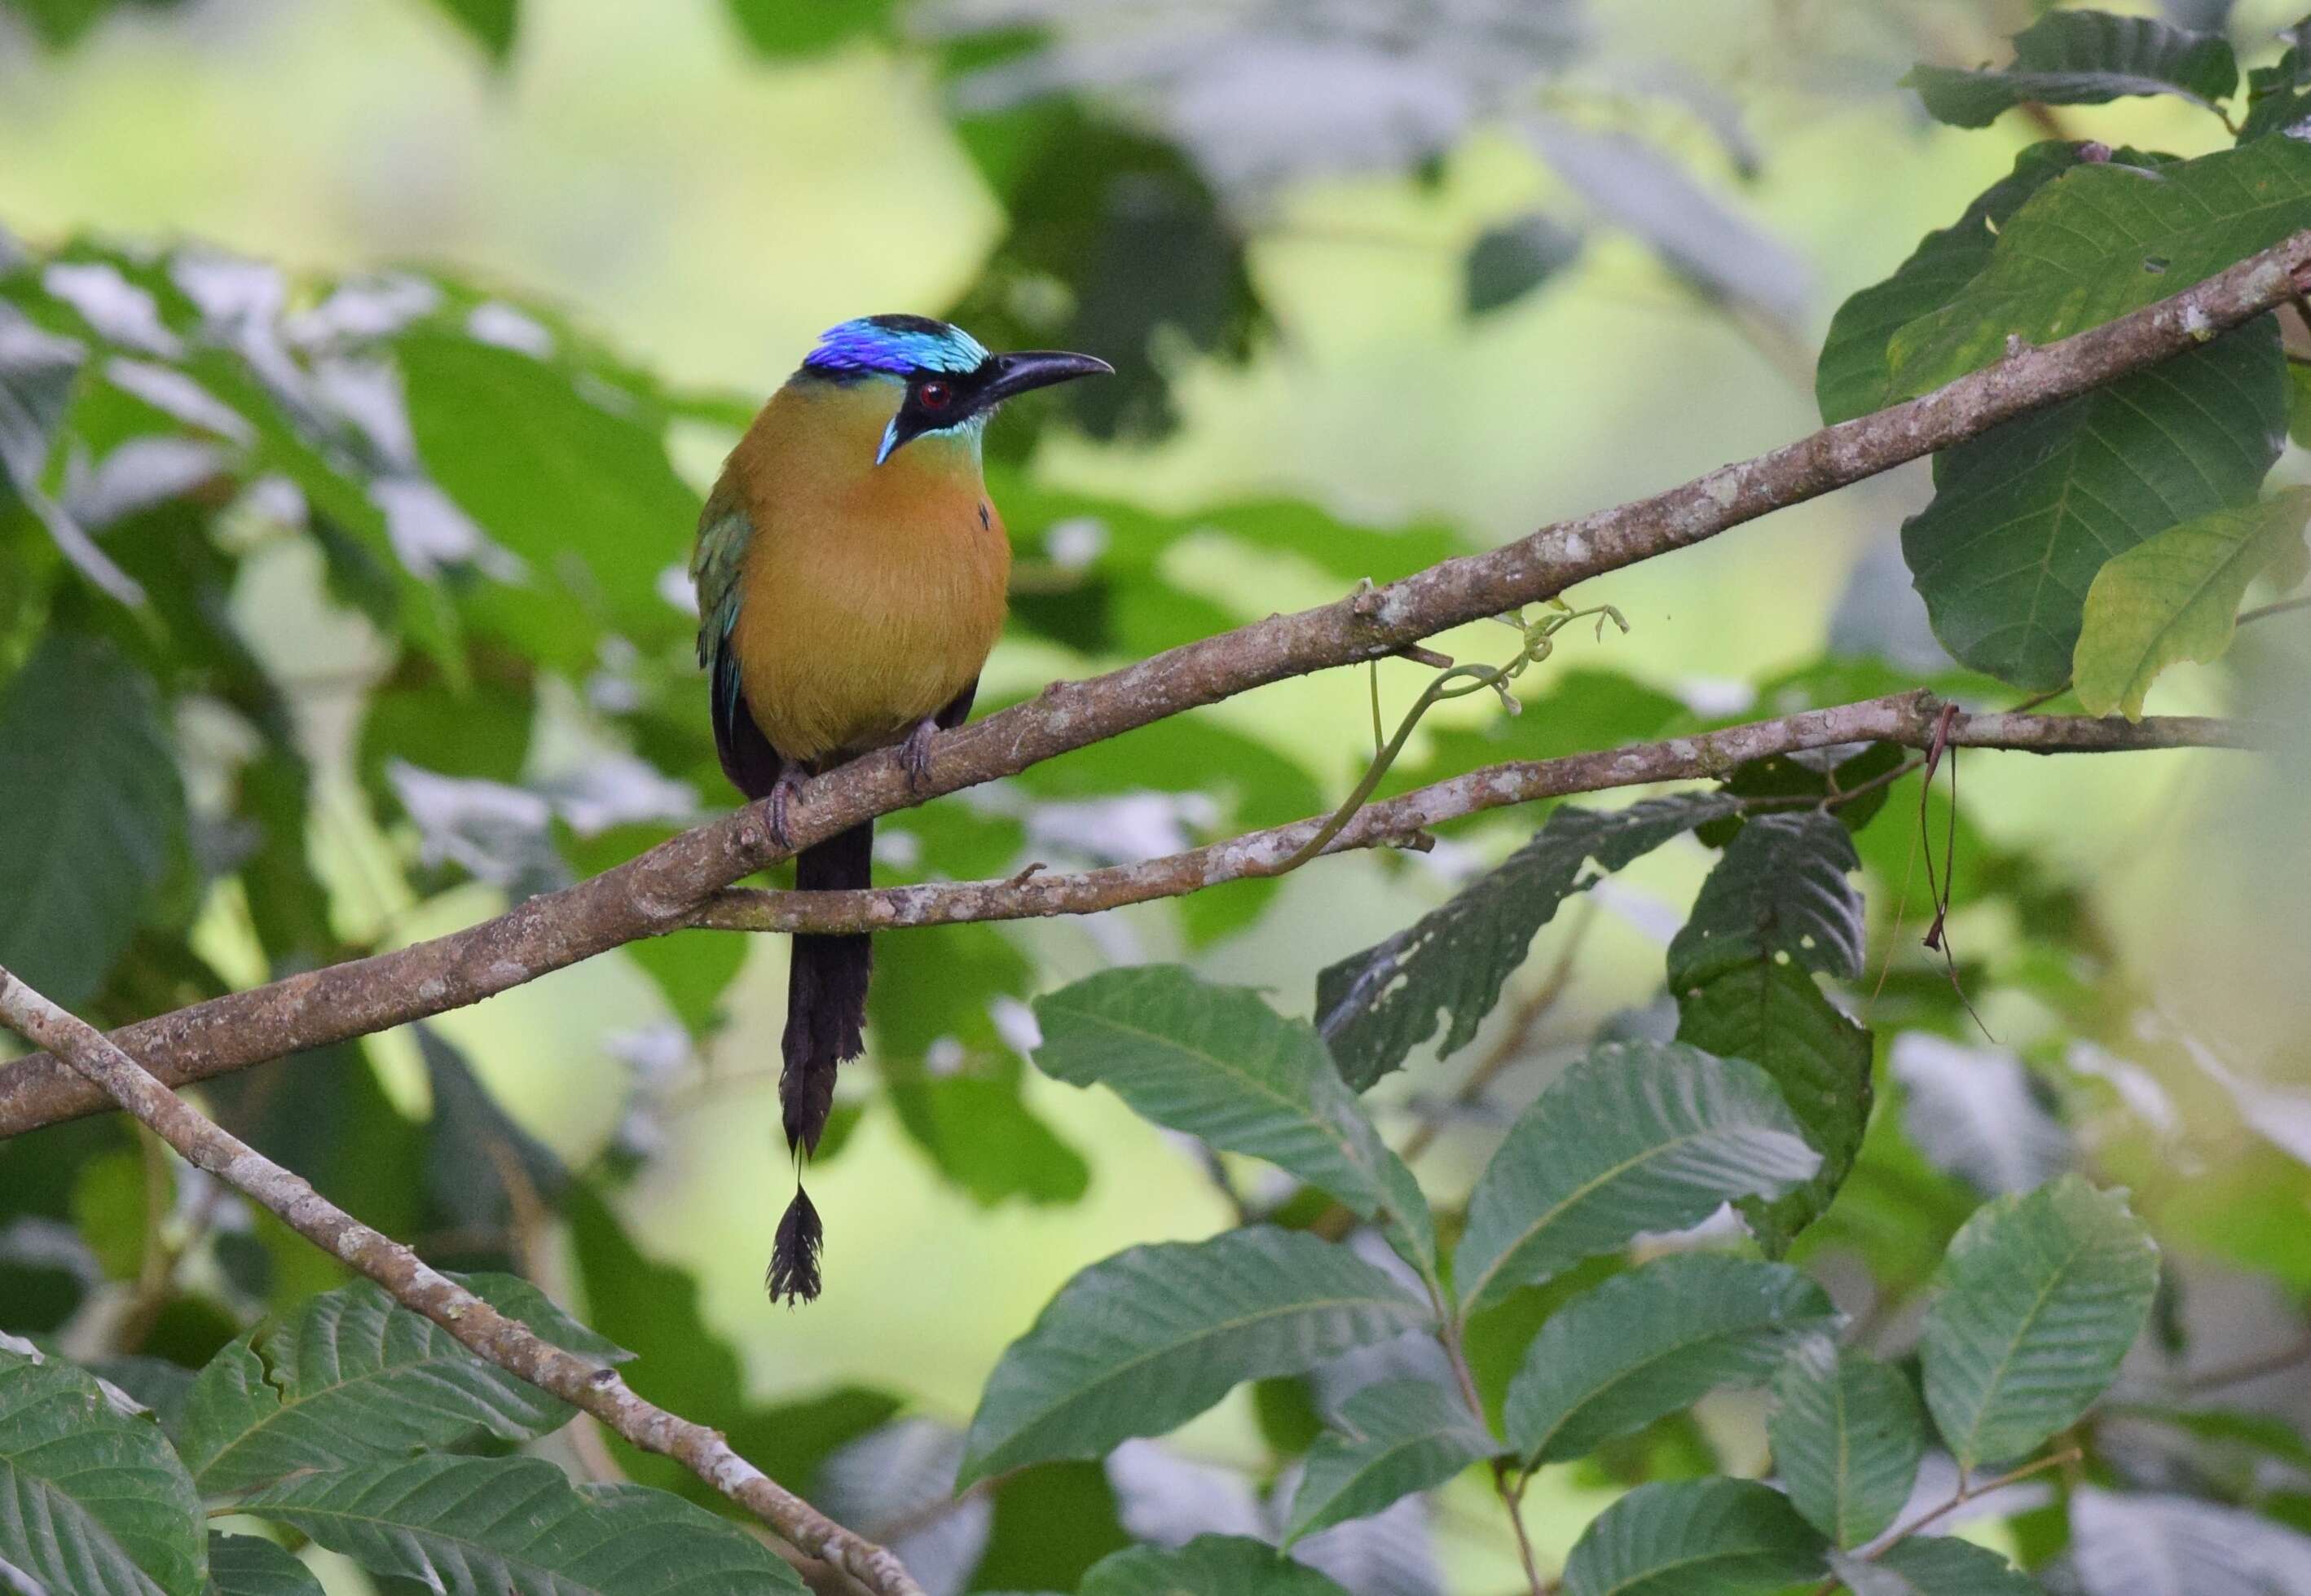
top-left (979, 350), bottom-right (1114, 407)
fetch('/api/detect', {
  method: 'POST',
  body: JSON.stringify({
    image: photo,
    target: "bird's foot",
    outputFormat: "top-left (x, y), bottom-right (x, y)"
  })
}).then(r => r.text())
top-left (764, 767), bottom-right (808, 851)
top-left (900, 716), bottom-right (939, 793)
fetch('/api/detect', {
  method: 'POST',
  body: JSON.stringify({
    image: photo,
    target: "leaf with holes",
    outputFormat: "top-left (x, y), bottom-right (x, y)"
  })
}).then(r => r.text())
top-left (1669, 811), bottom-right (1864, 991)
top-left (0, 634), bottom-right (187, 1008)
top-left (1560, 1479), bottom-right (1828, 1596)
top-left (1504, 1255), bottom-right (1836, 1466)
top-left (2073, 489), bottom-right (2311, 719)
top-left (0, 1346), bottom-right (206, 1596)
top-left (1033, 966), bottom-right (1432, 1268)
top-left (1317, 794), bottom-right (1740, 1090)
top-left (1817, 143), bottom-right (2115, 424)
top-left (174, 1273), bottom-right (626, 1497)
top-left (1081, 1535), bottom-right (1352, 1596)
top-left (1887, 136), bottom-right (2311, 394)
top-left (959, 1228), bottom-right (1433, 1485)
top-left (1921, 1176), bottom-right (2159, 1469)
top-left (1769, 1339), bottom-right (1926, 1548)
top-left (240, 1456), bottom-right (805, 1594)
top-left (1282, 1378), bottom-right (1493, 1545)
top-left (1905, 11), bottom-right (2236, 129)
top-left (1455, 1041), bottom-right (1820, 1316)
top-left (1830, 1539), bottom-right (2041, 1594)
top-left (1902, 322), bottom-right (2284, 689)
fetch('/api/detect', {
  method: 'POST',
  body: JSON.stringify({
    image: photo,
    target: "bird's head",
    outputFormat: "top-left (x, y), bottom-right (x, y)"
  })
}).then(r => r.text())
top-left (798, 314), bottom-right (1111, 467)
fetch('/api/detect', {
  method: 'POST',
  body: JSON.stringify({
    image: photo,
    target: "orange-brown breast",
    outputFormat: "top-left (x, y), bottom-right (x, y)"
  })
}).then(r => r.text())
top-left (719, 379), bottom-right (1010, 765)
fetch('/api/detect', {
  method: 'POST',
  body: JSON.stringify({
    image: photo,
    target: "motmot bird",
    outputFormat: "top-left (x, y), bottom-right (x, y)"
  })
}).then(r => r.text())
top-left (691, 314), bottom-right (1110, 1304)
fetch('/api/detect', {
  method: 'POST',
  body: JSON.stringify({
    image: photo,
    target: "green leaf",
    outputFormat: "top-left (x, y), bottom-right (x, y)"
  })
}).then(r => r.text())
top-left (0, 632), bottom-right (187, 1007)
top-left (208, 1532), bottom-right (324, 1596)
top-left (0, 1346), bottom-right (207, 1596)
top-left (1561, 1479), bottom-right (1829, 1596)
top-left (240, 1457), bottom-right (805, 1594)
top-left (1503, 1255), bottom-right (1837, 1466)
top-left (1902, 322), bottom-right (2285, 690)
top-left (1669, 812), bottom-right (1864, 991)
top-left (958, 1227), bottom-right (1433, 1486)
top-left (1921, 1176), bottom-right (2159, 1470)
top-left (887, 1059), bottom-right (1093, 1209)
top-left (1768, 1339), bottom-right (1926, 1549)
top-left (1466, 215), bottom-right (1583, 315)
top-left (1887, 137), bottom-right (2311, 395)
top-left (1317, 795), bottom-right (1741, 1090)
top-left (724, 0), bottom-right (895, 58)
top-left (423, 0), bottom-right (517, 62)
top-left (0, 295), bottom-right (82, 490)
top-left (175, 1273), bottom-right (624, 1497)
top-left (416, 1027), bottom-right (569, 1264)
top-left (1454, 1041), bottom-right (1821, 1316)
top-left (1081, 1535), bottom-right (1351, 1596)
top-left (1904, 12), bottom-right (2236, 130)
top-left (2073, 489), bottom-right (2311, 719)
top-left (1817, 143), bottom-right (2100, 424)
top-left (1032, 966), bottom-right (1433, 1268)
top-left (1697, 744), bottom-right (1908, 846)
top-left (1829, 1538), bottom-right (2040, 1595)
top-left (1282, 1378), bottom-right (1493, 1545)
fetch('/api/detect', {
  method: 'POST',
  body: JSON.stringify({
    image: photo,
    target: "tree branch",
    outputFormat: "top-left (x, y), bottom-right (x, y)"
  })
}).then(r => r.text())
top-left (5, 229), bottom-right (2309, 1137)
top-left (0, 963), bottom-right (926, 1596)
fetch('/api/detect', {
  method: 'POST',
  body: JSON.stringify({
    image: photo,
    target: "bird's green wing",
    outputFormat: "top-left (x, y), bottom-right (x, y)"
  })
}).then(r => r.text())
top-left (693, 484), bottom-right (781, 794)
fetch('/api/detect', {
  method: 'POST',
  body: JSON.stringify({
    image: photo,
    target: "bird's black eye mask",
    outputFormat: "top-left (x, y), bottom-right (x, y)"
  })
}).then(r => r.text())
top-left (874, 350), bottom-right (1115, 465)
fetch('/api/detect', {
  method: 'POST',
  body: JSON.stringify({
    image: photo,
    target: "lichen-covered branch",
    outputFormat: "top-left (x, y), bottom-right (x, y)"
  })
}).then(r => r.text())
top-left (5, 231), bottom-right (2307, 1137)
top-left (0, 964), bottom-right (926, 1596)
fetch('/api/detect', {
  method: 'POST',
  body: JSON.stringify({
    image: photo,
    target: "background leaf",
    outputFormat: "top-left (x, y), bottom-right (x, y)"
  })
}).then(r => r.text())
top-left (1905, 11), bottom-right (2236, 129)
top-left (0, 1346), bottom-right (207, 1596)
top-left (422, 0), bottom-right (516, 63)
top-left (1769, 1339), bottom-right (1926, 1549)
top-left (240, 1456), bottom-right (805, 1594)
top-left (1081, 1534), bottom-right (1352, 1596)
top-left (1454, 1041), bottom-right (1820, 1315)
top-left (1829, 1538), bottom-right (2040, 1594)
top-left (1560, 1479), bottom-right (1827, 1596)
top-left (1503, 1255), bottom-right (1836, 1466)
top-left (2068, 1485), bottom-right (2311, 1595)
top-left (959, 1227), bottom-right (1433, 1484)
top-left (1282, 1378), bottom-right (1492, 1546)
top-left (2072, 489), bottom-right (2311, 718)
top-left (1465, 215), bottom-right (1583, 316)
top-left (1921, 1176), bottom-right (2159, 1470)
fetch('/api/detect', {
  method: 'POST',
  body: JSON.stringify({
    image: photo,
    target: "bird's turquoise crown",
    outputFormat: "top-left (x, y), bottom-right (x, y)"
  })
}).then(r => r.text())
top-left (803, 314), bottom-right (989, 379)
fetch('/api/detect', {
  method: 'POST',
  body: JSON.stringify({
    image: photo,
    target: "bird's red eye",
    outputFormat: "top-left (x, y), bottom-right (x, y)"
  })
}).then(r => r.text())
top-left (919, 380), bottom-right (953, 410)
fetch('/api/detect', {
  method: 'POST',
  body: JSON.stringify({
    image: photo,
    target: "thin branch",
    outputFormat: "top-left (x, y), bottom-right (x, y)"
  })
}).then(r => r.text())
top-left (0, 965), bottom-right (925, 1596)
top-left (6, 228), bottom-right (2311, 1137)
top-left (2239, 592), bottom-right (2311, 627)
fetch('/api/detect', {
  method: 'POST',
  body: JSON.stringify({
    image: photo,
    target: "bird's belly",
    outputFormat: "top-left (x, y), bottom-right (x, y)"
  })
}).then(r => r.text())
top-left (735, 521), bottom-right (1006, 765)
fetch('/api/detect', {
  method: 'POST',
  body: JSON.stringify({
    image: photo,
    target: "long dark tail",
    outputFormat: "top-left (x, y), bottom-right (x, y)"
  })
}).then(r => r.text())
top-left (769, 818), bottom-right (872, 1304)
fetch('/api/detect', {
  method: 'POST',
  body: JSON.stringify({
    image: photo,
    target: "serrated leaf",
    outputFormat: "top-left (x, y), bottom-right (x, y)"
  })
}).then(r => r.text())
top-left (0, 633), bottom-right (187, 1007)
top-left (1769, 1339), bottom-right (1926, 1548)
top-left (2068, 1485), bottom-right (2311, 1595)
top-left (1081, 1534), bottom-right (1352, 1596)
top-left (1282, 1379), bottom-right (1491, 1546)
top-left (1675, 958), bottom-right (1873, 1256)
top-left (1902, 322), bottom-right (2284, 690)
top-left (1454, 1041), bottom-right (1820, 1316)
top-left (1829, 1538), bottom-right (2040, 1594)
top-left (1317, 795), bottom-right (1740, 1090)
top-left (1921, 1176), bottom-right (2159, 1469)
top-left (240, 1456), bottom-right (804, 1594)
top-left (1887, 137), bottom-right (2311, 395)
top-left (1905, 12), bottom-right (2236, 130)
top-left (0, 1347), bottom-right (206, 1596)
top-left (1669, 811), bottom-right (1864, 991)
top-left (1816, 143), bottom-right (2102, 424)
top-left (1561, 1478), bottom-right (1828, 1596)
top-left (175, 1273), bottom-right (625, 1497)
top-left (209, 1532), bottom-right (324, 1596)
top-left (2074, 490), bottom-right (2311, 719)
top-left (1504, 1255), bottom-right (1836, 1466)
top-left (959, 1227), bottom-right (1433, 1485)
top-left (1032, 967), bottom-right (1433, 1268)
top-left (1465, 215), bottom-right (1583, 315)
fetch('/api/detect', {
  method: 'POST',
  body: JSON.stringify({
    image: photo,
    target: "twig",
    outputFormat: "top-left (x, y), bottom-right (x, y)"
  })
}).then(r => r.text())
top-left (7, 224), bottom-right (2311, 1136)
top-left (1811, 1449), bottom-right (2080, 1594)
top-left (2239, 593), bottom-right (2311, 627)
top-left (0, 965), bottom-right (926, 1596)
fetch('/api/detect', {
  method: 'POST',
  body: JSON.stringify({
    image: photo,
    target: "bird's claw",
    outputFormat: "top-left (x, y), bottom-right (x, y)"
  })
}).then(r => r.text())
top-left (765, 767), bottom-right (808, 851)
top-left (900, 717), bottom-right (939, 792)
